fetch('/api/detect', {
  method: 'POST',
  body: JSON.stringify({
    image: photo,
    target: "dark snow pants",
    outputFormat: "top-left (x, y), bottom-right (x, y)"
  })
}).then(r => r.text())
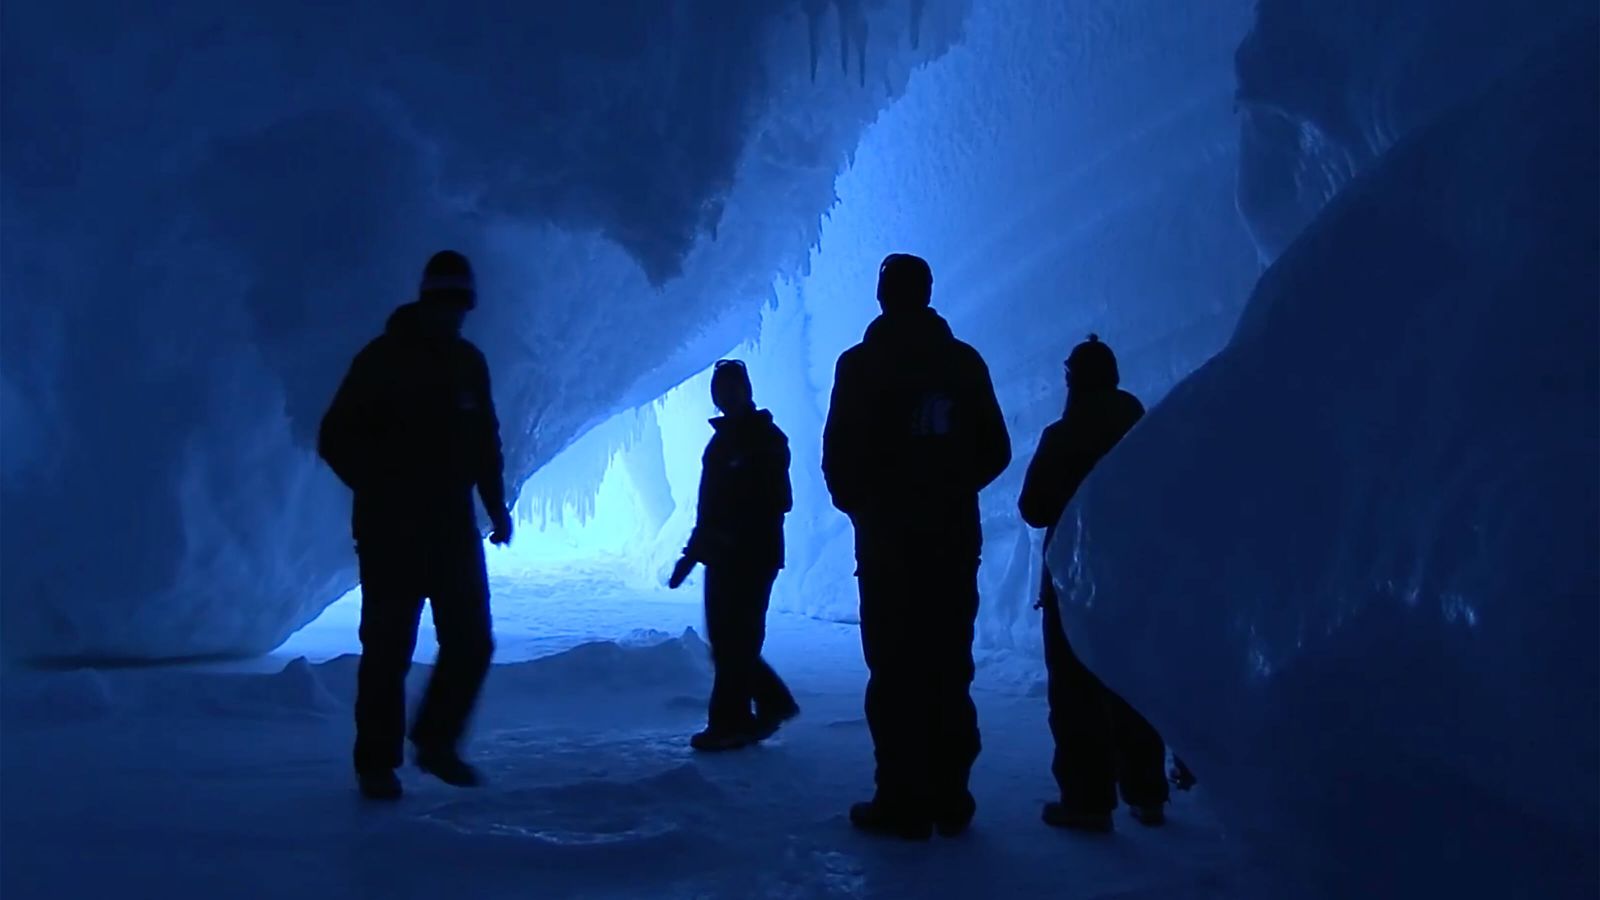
top-left (857, 551), bottom-right (982, 817)
top-left (703, 565), bottom-right (795, 731)
top-left (353, 532), bottom-right (494, 773)
top-left (1040, 570), bottom-right (1168, 813)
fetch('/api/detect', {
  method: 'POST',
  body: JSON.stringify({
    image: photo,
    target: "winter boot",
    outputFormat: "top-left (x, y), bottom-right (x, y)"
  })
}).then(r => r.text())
top-left (850, 800), bottom-right (934, 841)
top-left (754, 701), bottom-right (802, 739)
top-left (1168, 754), bottom-right (1198, 792)
top-left (934, 790), bottom-right (977, 837)
top-left (415, 747), bottom-right (483, 787)
top-left (690, 726), bottom-right (760, 752)
top-left (1042, 801), bottom-right (1113, 833)
top-left (357, 769), bottom-right (403, 801)
top-left (1128, 803), bottom-right (1167, 827)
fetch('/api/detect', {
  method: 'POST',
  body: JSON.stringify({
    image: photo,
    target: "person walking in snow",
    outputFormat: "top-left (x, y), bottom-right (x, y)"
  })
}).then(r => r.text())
top-left (1018, 334), bottom-right (1170, 831)
top-left (318, 250), bottom-right (513, 801)
top-left (821, 253), bottom-right (1012, 840)
top-left (668, 359), bottom-right (800, 751)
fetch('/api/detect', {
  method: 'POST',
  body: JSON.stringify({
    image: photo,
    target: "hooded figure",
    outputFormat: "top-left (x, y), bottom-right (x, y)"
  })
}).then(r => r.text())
top-left (668, 359), bottom-right (799, 751)
top-left (822, 253), bottom-right (1012, 840)
top-left (1018, 334), bottom-right (1170, 831)
top-left (319, 250), bottom-right (512, 801)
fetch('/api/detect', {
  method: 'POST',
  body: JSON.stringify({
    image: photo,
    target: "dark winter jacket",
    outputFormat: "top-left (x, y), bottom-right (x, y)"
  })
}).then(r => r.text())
top-left (821, 307), bottom-right (1012, 565)
top-left (1018, 387), bottom-right (1145, 547)
top-left (318, 301), bottom-right (506, 542)
top-left (685, 408), bottom-right (792, 571)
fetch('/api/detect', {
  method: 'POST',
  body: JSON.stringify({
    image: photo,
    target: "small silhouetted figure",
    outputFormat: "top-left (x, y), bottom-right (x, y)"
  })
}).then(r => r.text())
top-left (1018, 334), bottom-right (1170, 831)
top-left (822, 253), bottom-right (1012, 839)
top-left (318, 250), bottom-right (513, 802)
top-left (668, 360), bottom-right (800, 752)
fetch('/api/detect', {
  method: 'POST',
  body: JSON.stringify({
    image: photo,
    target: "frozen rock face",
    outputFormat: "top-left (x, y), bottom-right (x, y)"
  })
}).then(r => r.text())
top-left (0, 0), bottom-right (971, 661)
top-left (1234, 0), bottom-right (1596, 261)
top-left (1052, 21), bottom-right (1598, 896)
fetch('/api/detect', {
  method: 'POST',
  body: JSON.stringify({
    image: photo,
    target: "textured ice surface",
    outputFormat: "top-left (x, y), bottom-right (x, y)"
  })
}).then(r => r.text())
top-left (774, 0), bottom-right (1260, 647)
top-left (1050, 22), bottom-right (1599, 896)
top-left (0, 0), bottom-right (970, 660)
top-left (1234, 0), bottom-right (1597, 261)
top-left (1, 0), bottom-right (1264, 661)
top-left (502, 0), bottom-right (1263, 652)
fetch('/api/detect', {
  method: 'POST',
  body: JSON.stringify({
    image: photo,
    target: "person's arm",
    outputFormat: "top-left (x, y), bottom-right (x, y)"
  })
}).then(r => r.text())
top-left (1018, 426), bottom-right (1069, 529)
top-left (968, 352), bottom-right (1012, 492)
top-left (683, 441), bottom-right (718, 563)
top-left (821, 352), bottom-right (868, 515)
top-left (770, 428), bottom-right (794, 516)
top-left (469, 349), bottom-right (512, 543)
top-left (472, 353), bottom-right (507, 512)
top-left (318, 345), bottom-right (381, 491)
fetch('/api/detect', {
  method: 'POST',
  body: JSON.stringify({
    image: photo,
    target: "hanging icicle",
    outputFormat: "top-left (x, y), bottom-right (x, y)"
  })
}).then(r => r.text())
top-left (803, 0), bottom-right (828, 82)
top-left (803, 0), bottom-right (872, 87)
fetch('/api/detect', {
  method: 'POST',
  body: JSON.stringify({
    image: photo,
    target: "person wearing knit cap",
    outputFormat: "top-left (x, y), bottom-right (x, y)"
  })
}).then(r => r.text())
top-left (822, 253), bottom-right (1013, 840)
top-left (1018, 333), bottom-right (1172, 832)
top-left (319, 250), bottom-right (512, 801)
top-left (667, 359), bottom-right (800, 752)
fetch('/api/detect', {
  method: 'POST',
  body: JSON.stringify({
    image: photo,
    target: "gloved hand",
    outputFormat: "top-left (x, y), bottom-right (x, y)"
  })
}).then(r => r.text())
top-left (489, 507), bottom-right (514, 546)
top-left (667, 555), bottom-right (697, 589)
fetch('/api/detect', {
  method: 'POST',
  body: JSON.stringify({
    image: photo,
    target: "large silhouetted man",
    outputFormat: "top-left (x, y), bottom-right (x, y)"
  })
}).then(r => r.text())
top-left (1018, 334), bottom-right (1169, 831)
top-left (319, 250), bottom-right (512, 801)
top-left (667, 359), bottom-right (800, 752)
top-left (822, 253), bottom-right (1011, 839)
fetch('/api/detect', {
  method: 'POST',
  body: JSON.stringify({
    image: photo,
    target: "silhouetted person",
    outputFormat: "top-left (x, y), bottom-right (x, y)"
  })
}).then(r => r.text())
top-left (822, 253), bottom-right (1012, 839)
top-left (1018, 334), bottom-right (1169, 831)
top-left (318, 250), bottom-right (513, 801)
top-left (668, 360), bottom-right (800, 752)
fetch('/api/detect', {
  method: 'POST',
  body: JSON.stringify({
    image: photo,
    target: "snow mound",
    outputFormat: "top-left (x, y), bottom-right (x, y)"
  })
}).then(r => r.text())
top-left (492, 628), bottom-right (712, 696)
top-left (1, 654), bottom-right (346, 723)
top-left (0, 669), bottom-right (116, 724)
top-left (162, 657), bottom-right (346, 719)
top-left (1052, 21), bottom-right (1598, 897)
top-left (227, 656), bottom-right (343, 716)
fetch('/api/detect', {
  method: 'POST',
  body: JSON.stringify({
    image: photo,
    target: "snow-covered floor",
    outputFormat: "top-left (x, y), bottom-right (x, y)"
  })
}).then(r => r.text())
top-left (1, 569), bottom-right (1271, 899)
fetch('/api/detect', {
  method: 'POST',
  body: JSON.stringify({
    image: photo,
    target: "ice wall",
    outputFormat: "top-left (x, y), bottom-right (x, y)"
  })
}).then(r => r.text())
top-left (552, 0), bottom-right (1265, 644)
top-left (1235, 0), bottom-right (1596, 262)
top-left (771, 0), bottom-right (1261, 646)
top-left (0, 0), bottom-right (970, 661)
top-left (1051, 17), bottom-right (1599, 897)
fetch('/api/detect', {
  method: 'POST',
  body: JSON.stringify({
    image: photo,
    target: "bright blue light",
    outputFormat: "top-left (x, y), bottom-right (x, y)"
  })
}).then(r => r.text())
top-left (488, 363), bottom-right (721, 588)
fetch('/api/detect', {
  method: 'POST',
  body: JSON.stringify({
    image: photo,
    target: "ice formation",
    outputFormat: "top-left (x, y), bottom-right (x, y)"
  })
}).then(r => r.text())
top-left (504, 0), bottom-right (1264, 653)
top-left (0, 0), bottom-right (969, 660)
top-left (3, 0), bottom-right (1595, 893)
top-left (4, 13), bottom-right (1595, 894)
top-left (1051, 11), bottom-right (1599, 896)
top-left (2, 0), bottom-right (1266, 661)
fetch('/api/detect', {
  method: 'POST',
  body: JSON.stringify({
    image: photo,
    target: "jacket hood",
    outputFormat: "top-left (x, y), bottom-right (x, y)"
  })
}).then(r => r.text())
top-left (710, 407), bottom-right (776, 432)
top-left (1065, 386), bottom-right (1143, 420)
top-left (385, 300), bottom-right (460, 342)
top-left (862, 306), bottom-right (956, 347)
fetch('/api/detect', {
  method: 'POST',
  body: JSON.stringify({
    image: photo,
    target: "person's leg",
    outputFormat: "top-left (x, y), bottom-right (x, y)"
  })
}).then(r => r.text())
top-left (746, 569), bottom-right (797, 720)
top-left (1104, 686), bottom-right (1170, 812)
top-left (927, 557), bottom-right (981, 831)
top-left (1041, 580), bottom-right (1118, 818)
top-left (751, 658), bottom-right (798, 721)
top-left (353, 543), bottom-right (426, 776)
top-left (857, 560), bottom-right (931, 823)
top-left (410, 534), bottom-right (494, 763)
top-left (702, 566), bottom-right (758, 732)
